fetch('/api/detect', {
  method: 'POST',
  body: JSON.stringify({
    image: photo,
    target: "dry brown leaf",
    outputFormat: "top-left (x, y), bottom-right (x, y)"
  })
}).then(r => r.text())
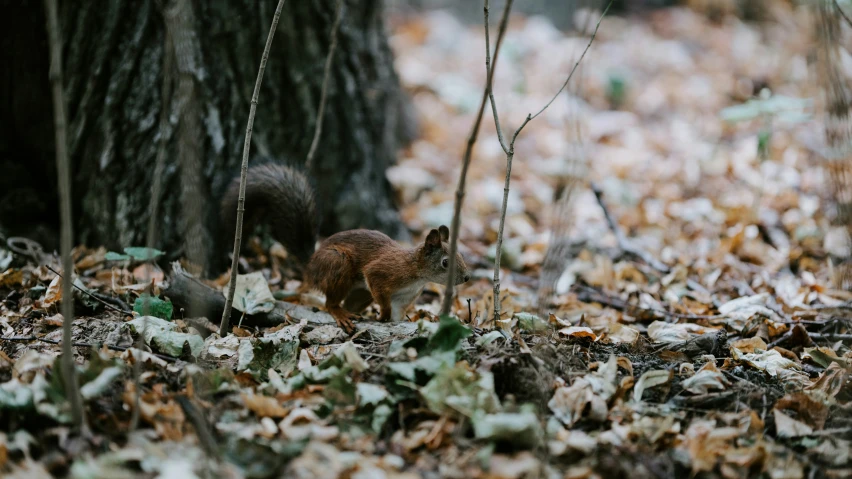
top-left (633, 369), bottom-right (673, 402)
top-left (773, 409), bottom-right (812, 438)
top-left (42, 275), bottom-right (62, 308)
top-left (648, 321), bottom-right (716, 343)
top-left (75, 246), bottom-right (106, 270)
top-left (242, 393), bottom-right (290, 418)
top-left (806, 363), bottom-right (849, 399)
top-left (604, 323), bottom-right (640, 345)
top-left (730, 336), bottom-right (768, 353)
top-left (558, 326), bottom-right (598, 341)
top-left (681, 362), bottom-right (730, 395)
top-left (0, 269), bottom-right (24, 288)
top-left (42, 314), bottom-right (63, 328)
top-left (774, 392), bottom-right (829, 430)
top-left (616, 356), bottom-right (634, 377)
top-left (132, 263), bottom-right (164, 283)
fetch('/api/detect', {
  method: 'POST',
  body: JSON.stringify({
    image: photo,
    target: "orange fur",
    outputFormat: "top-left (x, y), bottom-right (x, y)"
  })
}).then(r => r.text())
top-left (223, 165), bottom-right (472, 333)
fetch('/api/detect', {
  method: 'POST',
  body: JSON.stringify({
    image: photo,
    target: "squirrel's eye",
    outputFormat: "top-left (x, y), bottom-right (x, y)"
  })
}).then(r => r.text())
top-left (441, 257), bottom-right (449, 268)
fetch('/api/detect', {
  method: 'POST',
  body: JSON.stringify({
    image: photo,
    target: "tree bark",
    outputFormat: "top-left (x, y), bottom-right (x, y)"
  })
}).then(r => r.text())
top-left (0, 0), bottom-right (413, 270)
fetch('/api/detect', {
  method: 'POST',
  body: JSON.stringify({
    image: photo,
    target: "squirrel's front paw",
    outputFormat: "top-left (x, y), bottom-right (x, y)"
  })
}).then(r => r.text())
top-left (335, 315), bottom-right (357, 334)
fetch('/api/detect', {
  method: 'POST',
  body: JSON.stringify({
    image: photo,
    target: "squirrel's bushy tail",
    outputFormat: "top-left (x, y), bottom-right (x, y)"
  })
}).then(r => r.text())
top-left (220, 163), bottom-right (318, 265)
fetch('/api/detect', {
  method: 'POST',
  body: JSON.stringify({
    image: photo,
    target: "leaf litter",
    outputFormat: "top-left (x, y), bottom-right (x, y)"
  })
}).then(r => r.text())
top-left (2, 3), bottom-right (852, 478)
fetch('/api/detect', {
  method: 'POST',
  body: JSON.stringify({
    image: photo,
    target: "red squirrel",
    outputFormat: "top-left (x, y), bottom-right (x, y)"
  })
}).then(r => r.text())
top-left (221, 163), bottom-right (471, 332)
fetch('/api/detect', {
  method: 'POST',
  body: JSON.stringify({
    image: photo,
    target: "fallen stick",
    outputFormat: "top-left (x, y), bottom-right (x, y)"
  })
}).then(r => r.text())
top-left (590, 183), bottom-right (670, 273)
top-left (574, 284), bottom-right (722, 321)
top-left (0, 336), bottom-right (177, 363)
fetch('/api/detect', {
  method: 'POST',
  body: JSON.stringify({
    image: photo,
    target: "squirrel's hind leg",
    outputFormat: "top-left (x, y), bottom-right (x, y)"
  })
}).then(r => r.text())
top-left (309, 246), bottom-right (359, 334)
top-left (343, 287), bottom-right (374, 313)
top-left (326, 285), bottom-right (358, 333)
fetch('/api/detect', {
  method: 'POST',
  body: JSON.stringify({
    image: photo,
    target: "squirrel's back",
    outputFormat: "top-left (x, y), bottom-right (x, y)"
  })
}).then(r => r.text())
top-left (220, 163), bottom-right (318, 265)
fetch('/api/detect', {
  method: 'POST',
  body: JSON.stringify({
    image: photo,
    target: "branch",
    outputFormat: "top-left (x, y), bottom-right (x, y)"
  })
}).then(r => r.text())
top-left (0, 336), bottom-right (178, 363)
top-left (44, 265), bottom-right (132, 315)
top-left (483, 0), bottom-right (514, 155)
top-left (835, 0), bottom-right (852, 29)
top-left (221, 0), bottom-right (287, 336)
top-left (528, 1), bottom-right (612, 122)
top-left (590, 183), bottom-right (670, 273)
top-left (305, 0), bottom-right (345, 170)
top-left (440, 0), bottom-right (513, 315)
top-left (490, 2), bottom-right (614, 323)
top-left (573, 284), bottom-right (721, 321)
top-left (44, 0), bottom-right (88, 434)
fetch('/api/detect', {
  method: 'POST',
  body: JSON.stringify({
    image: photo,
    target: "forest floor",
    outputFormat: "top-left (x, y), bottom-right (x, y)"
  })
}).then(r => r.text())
top-left (2, 3), bottom-right (852, 479)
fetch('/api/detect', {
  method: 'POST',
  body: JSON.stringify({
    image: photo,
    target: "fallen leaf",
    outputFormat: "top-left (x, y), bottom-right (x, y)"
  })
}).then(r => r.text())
top-left (225, 272), bottom-right (276, 315)
top-left (633, 369), bottom-right (673, 402)
top-left (558, 326), bottom-right (598, 340)
top-left (730, 336), bottom-right (767, 353)
top-left (682, 362), bottom-right (730, 395)
top-left (773, 409), bottom-right (812, 438)
top-left (42, 275), bottom-right (62, 308)
top-left (242, 393), bottom-right (289, 418)
top-left (774, 392), bottom-right (829, 430)
top-left (603, 323), bottom-right (640, 345)
top-left (647, 321), bottom-right (716, 343)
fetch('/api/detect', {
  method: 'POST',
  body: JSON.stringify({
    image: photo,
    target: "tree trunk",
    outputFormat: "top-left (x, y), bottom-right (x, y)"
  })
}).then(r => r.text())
top-left (0, 0), bottom-right (413, 271)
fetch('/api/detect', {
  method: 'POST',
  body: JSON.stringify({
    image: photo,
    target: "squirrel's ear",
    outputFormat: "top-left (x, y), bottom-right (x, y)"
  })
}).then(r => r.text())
top-left (425, 229), bottom-right (442, 249)
top-left (438, 225), bottom-right (449, 242)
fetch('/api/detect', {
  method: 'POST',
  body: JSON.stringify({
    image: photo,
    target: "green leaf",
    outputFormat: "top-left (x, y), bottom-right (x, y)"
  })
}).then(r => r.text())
top-left (720, 95), bottom-right (810, 123)
top-left (79, 366), bottom-right (123, 399)
top-left (387, 362), bottom-right (418, 382)
top-left (126, 316), bottom-right (202, 358)
top-left (324, 372), bottom-right (357, 405)
top-left (357, 383), bottom-right (389, 407)
top-left (515, 313), bottom-right (549, 333)
top-left (152, 331), bottom-right (203, 357)
top-left (237, 338), bottom-right (300, 381)
top-left (371, 404), bottom-right (393, 433)
top-left (133, 294), bottom-right (173, 320)
top-left (123, 247), bottom-right (164, 261)
top-left (420, 367), bottom-right (501, 418)
top-left (426, 315), bottom-right (472, 353)
top-left (105, 252), bottom-right (131, 261)
top-left (0, 379), bottom-right (34, 410)
top-left (757, 130), bottom-right (771, 159)
top-left (227, 272), bottom-right (275, 315)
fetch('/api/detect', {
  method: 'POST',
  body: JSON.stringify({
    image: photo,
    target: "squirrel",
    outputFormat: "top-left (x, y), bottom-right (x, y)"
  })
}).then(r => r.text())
top-left (221, 163), bottom-right (471, 333)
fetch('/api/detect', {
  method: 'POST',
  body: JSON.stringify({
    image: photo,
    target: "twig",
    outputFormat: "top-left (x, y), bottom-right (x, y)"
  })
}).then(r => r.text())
top-left (574, 284), bottom-right (724, 320)
top-left (44, 0), bottom-right (88, 434)
top-left (221, 0), bottom-right (288, 336)
top-left (0, 336), bottom-right (177, 363)
top-left (44, 265), bottom-right (131, 315)
top-left (809, 332), bottom-right (852, 340)
top-left (835, 0), bottom-right (852, 29)
top-left (590, 182), bottom-right (670, 273)
top-left (176, 396), bottom-right (220, 459)
top-left (440, 0), bottom-right (513, 315)
top-left (305, 0), bottom-right (345, 170)
top-left (490, 1), bottom-right (614, 323)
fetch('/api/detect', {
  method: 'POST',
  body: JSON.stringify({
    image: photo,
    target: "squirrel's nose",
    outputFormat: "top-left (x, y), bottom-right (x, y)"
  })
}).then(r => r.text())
top-left (464, 274), bottom-right (471, 282)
